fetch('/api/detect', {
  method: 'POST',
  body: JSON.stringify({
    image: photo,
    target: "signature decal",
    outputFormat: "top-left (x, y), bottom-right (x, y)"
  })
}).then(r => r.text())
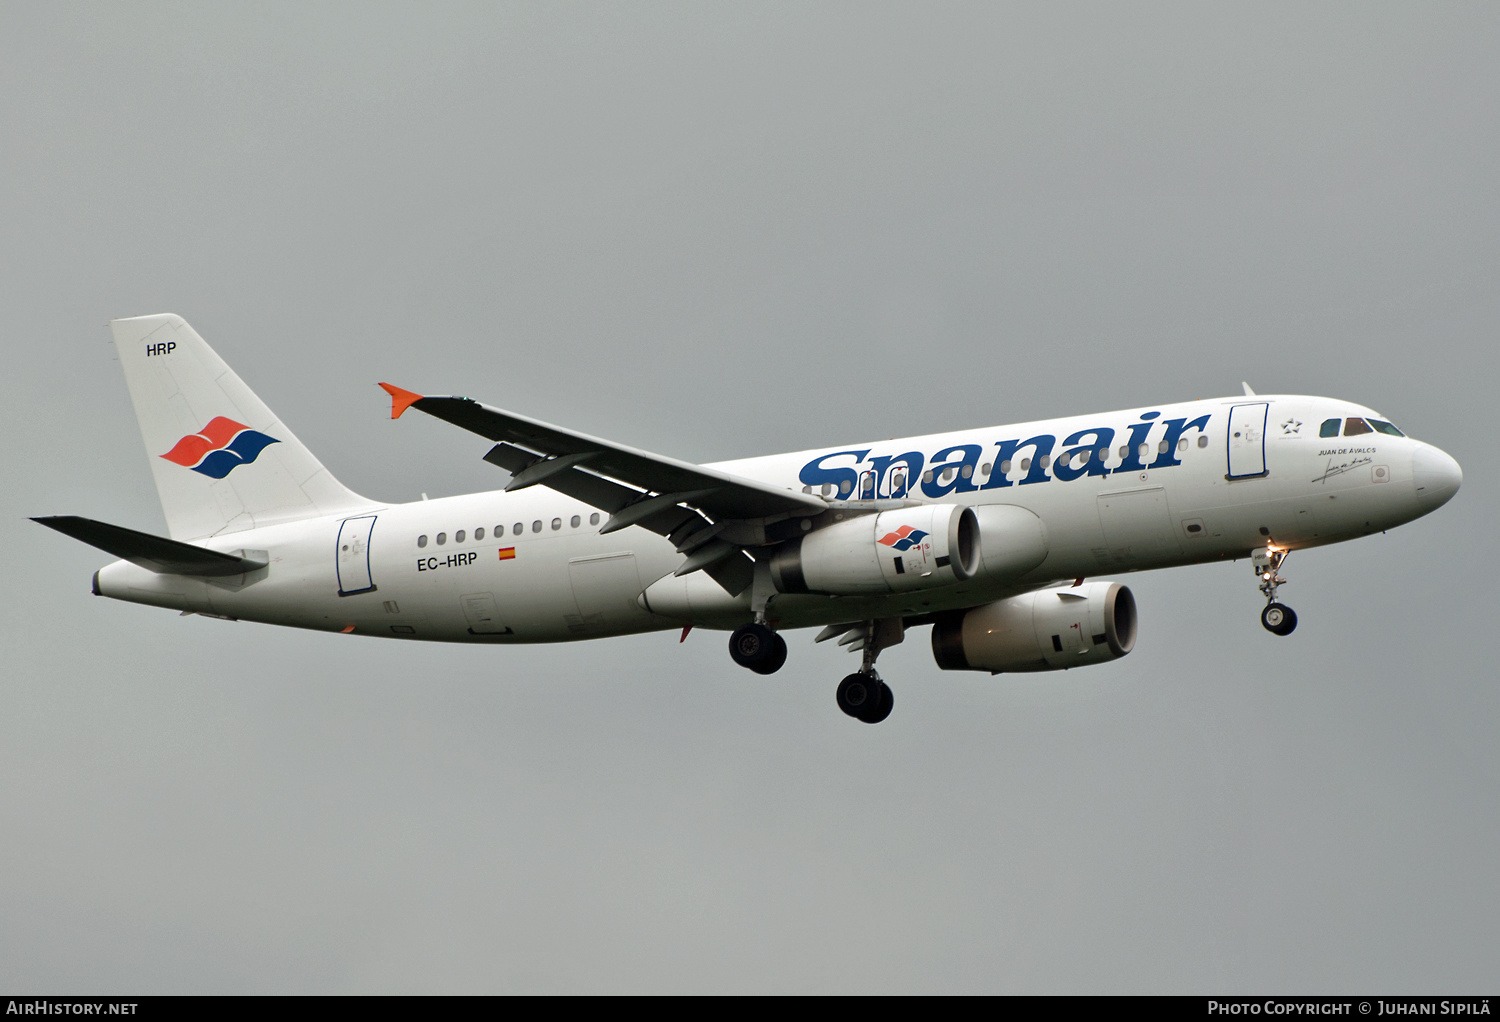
top-left (1312, 456), bottom-right (1374, 484)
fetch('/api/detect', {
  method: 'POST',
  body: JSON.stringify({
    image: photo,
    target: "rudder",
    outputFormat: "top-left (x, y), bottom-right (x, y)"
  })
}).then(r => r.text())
top-left (111, 314), bottom-right (370, 540)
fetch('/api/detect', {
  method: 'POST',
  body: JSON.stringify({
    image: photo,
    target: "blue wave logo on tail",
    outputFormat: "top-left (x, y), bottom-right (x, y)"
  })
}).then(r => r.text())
top-left (160, 417), bottom-right (279, 479)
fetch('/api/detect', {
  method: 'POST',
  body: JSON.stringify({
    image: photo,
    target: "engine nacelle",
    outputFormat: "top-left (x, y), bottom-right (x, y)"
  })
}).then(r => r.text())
top-left (770, 504), bottom-right (980, 595)
top-left (931, 582), bottom-right (1137, 672)
top-left (970, 504), bottom-right (1049, 580)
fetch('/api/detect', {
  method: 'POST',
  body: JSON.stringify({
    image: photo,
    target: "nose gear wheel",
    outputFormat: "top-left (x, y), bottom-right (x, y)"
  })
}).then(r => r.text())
top-left (1261, 602), bottom-right (1297, 636)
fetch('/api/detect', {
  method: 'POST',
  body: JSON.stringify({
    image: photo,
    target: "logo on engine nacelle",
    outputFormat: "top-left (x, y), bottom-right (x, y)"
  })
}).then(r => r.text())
top-left (877, 526), bottom-right (928, 551)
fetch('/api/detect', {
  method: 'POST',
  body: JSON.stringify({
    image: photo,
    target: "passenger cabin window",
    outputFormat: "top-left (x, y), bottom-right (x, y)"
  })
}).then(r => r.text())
top-left (475, 527), bottom-right (484, 540)
top-left (417, 535), bottom-right (427, 548)
top-left (512, 523), bottom-right (522, 536)
top-left (1197, 435), bottom-right (1208, 448)
top-left (532, 520), bottom-right (542, 533)
top-left (1369, 419), bottom-right (1405, 437)
top-left (1320, 418), bottom-right (1340, 438)
top-left (436, 533), bottom-right (447, 545)
top-left (551, 518), bottom-right (562, 531)
top-left (570, 515), bottom-right (581, 528)
top-left (590, 513), bottom-right (601, 525)
top-left (455, 530), bottom-right (465, 543)
top-left (1344, 418), bottom-right (1373, 437)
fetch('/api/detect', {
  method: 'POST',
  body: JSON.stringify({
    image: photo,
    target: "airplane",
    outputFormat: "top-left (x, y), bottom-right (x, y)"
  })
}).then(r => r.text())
top-left (35, 314), bottom-right (1462, 723)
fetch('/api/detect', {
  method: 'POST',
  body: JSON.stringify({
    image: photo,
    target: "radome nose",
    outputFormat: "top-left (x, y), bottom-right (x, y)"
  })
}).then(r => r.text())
top-left (1412, 444), bottom-right (1462, 508)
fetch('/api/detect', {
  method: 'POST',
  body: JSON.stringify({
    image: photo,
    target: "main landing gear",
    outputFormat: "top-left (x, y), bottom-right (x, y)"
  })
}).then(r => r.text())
top-left (728, 617), bottom-right (902, 723)
top-left (728, 622), bottom-right (788, 675)
top-left (1253, 545), bottom-right (1298, 636)
top-left (819, 618), bottom-right (902, 724)
top-left (836, 670), bottom-right (893, 725)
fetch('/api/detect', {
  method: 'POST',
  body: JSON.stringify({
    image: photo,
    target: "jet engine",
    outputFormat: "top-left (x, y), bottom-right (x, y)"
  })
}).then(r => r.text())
top-left (930, 581), bottom-right (1137, 672)
top-left (770, 504), bottom-right (979, 595)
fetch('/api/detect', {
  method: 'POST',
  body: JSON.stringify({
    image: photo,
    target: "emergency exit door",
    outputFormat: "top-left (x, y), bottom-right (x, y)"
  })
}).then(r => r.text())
top-left (1227, 403), bottom-right (1269, 479)
top-left (336, 515), bottom-right (378, 596)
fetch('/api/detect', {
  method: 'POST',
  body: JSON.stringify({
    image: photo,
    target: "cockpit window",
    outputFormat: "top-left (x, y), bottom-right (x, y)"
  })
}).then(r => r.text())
top-left (1344, 418), bottom-right (1373, 437)
top-left (1319, 418), bottom-right (1340, 438)
top-left (1368, 418), bottom-right (1405, 437)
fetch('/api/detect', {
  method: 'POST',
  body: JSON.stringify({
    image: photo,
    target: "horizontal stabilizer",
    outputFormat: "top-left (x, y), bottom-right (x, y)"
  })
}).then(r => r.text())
top-left (32, 516), bottom-right (268, 576)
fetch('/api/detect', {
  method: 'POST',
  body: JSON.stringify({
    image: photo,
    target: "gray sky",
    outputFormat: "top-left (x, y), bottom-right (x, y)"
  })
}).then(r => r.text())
top-left (4, 2), bottom-right (1497, 993)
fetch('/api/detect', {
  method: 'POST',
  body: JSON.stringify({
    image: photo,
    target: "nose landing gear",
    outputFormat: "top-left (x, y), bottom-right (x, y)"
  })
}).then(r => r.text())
top-left (1253, 545), bottom-right (1298, 636)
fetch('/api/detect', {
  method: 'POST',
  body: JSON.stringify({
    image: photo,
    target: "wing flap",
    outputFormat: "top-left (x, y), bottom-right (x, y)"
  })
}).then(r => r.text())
top-left (704, 550), bottom-right (755, 596)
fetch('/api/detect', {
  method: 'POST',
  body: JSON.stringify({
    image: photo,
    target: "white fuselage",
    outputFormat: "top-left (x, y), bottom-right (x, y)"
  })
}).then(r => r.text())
top-left (93, 394), bottom-right (1459, 642)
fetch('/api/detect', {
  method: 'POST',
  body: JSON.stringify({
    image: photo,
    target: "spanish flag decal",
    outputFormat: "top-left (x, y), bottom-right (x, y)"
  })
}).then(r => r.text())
top-left (498, 547), bottom-right (516, 561)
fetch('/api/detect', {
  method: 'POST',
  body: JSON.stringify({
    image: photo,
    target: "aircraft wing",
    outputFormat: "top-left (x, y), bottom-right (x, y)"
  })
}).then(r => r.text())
top-left (380, 384), bottom-right (827, 594)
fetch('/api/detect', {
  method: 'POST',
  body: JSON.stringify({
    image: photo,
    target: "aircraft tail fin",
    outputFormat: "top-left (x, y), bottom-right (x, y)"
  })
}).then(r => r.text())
top-left (109, 314), bottom-right (369, 540)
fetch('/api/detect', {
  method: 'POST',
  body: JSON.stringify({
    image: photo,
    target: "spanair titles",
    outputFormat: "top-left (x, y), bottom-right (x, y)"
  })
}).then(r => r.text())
top-left (797, 410), bottom-right (1215, 500)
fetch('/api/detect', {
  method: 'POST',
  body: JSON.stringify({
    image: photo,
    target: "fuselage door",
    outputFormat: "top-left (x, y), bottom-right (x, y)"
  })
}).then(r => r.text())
top-left (336, 515), bottom-right (378, 596)
top-left (1227, 403), bottom-right (1270, 479)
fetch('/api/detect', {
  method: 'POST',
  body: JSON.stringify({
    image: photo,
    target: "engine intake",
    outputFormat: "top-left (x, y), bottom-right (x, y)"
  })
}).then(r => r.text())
top-left (931, 582), bottom-right (1137, 672)
top-left (771, 504), bottom-right (979, 595)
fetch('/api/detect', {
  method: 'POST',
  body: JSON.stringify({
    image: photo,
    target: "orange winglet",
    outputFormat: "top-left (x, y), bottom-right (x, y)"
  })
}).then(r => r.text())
top-left (378, 382), bottom-right (425, 420)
